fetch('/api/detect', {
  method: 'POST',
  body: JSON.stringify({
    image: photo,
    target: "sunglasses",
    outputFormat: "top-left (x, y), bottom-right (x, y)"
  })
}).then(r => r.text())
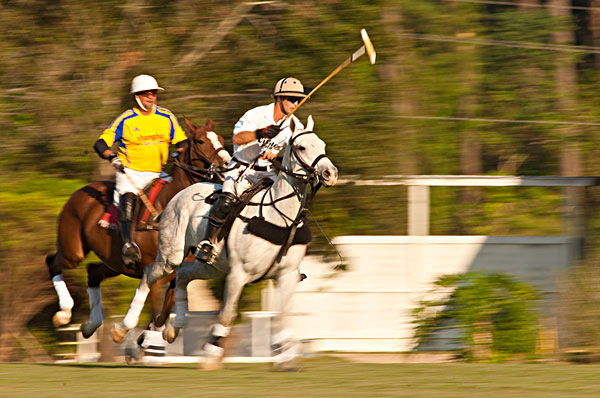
top-left (282, 96), bottom-right (303, 103)
top-left (137, 90), bottom-right (158, 96)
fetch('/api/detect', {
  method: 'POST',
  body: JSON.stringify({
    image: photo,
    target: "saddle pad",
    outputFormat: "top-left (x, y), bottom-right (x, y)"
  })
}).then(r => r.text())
top-left (247, 216), bottom-right (311, 246)
top-left (98, 204), bottom-right (119, 230)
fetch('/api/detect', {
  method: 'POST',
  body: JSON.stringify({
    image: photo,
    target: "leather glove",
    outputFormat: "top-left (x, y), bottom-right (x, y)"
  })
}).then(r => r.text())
top-left (109, 155), bottom-right (125, 173)
top-left (256, 124), bottom-right (281, 140)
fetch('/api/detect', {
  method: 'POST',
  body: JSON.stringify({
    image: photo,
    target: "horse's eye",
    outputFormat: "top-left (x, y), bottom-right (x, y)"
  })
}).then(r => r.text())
top-left (297, 146), bottom-right (306, 151)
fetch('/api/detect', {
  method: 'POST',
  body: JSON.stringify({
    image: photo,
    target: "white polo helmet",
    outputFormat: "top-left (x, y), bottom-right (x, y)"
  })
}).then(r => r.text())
top-left (130, 74), bottom-right (164, 94)
top-left (273, 77), bottom-right (306, 98)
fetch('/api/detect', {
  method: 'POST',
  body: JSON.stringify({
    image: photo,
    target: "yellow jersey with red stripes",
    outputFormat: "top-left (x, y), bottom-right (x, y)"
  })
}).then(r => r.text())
top-left (98, 105), bottom-right (187, 172)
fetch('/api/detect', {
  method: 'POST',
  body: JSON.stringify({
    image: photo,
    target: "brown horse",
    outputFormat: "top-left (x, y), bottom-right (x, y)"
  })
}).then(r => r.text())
top-left (45, 119), bottom-right (230, 338)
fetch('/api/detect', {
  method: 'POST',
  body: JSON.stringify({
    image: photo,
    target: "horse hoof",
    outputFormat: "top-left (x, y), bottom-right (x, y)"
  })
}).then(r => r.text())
top-left (52, 310), bottom-right (72, 327)
top-left (272, 361), bottom-right (302, 372)
top-left (111, 322), bottom-right (129, 343)
top-left (200, 356), bottom-right (223, 370)
top-left (124, 345), bottom-right (143, 365)
top-left (81, 321), bottom-right (100, 339)
top-left (163, 324), bottom-right (179, 343)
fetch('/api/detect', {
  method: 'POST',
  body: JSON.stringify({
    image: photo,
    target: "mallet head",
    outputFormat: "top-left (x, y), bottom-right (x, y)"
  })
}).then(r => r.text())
top-left (361, 29), bottom-right (376, 64)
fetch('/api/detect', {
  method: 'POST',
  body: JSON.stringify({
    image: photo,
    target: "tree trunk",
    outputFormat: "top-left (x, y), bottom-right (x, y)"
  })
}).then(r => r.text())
top-left (451, 3), bottom-right (483, 232)
top-left (382, 2), bottom-right (420, 175)
top-left (549, 0), bottom-right (581, 177)
top-left (549, 0), bottom-right (584, 250)
top-left (590, 1), bottom-right (600, 72)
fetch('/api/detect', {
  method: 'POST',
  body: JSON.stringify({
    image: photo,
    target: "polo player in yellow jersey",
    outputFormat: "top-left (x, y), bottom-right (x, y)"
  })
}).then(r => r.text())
top-left (93, 74), bottom-right (188, 265)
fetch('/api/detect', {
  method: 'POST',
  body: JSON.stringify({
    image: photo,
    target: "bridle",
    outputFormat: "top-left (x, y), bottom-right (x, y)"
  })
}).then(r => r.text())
top-left (271, 131), bottom-right (329, 185)
top-left (264, 131), bottom-right (329, 222)
top-left (173, 132), bottom-right (226, 184)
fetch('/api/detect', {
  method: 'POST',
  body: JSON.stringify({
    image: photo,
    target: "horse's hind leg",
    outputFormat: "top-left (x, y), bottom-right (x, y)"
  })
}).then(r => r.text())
top-left (153, 278), bottom-right (176, 328)
top-left (81, 262), bottom-right (118, 339)
top-left (47, 211), bottom-right (90, 327)
top-left (46, 253), bottom-right (76, 327)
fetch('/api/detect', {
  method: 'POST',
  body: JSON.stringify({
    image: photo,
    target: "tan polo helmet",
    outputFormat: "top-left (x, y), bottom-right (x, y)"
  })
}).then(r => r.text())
top-left (273, 77), bottom-right (307, 98)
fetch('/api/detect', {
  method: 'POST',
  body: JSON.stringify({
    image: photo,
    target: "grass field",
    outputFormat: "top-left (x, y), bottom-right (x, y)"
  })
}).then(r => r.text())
top-left (2, 357), bottom-right (600, 397)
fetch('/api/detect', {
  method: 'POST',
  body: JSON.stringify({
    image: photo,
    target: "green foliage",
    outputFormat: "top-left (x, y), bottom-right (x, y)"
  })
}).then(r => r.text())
top-left (413, 272), bottom-right (541, 361)
top-left (559, 256), bottom-right (600, 350)
top-left (0, 0), bottom-right (586, 237)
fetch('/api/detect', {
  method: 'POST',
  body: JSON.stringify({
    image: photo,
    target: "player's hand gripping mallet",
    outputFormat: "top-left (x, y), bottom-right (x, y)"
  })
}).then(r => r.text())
top-left (284, 28), bottom-right (376, 121)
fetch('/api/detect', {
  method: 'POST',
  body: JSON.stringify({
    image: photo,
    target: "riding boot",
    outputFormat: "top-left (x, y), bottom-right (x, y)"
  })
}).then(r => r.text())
top-left (195, 192), bottom-right (238, 265)
top-left (119, 192), bottom-right (142, 267)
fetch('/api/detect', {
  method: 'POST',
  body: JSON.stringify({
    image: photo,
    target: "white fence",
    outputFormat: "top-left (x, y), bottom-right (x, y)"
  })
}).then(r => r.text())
top-left (262, 176), bottom-right (597, 352)
top-left (275, 236), bottom-right (574, 352)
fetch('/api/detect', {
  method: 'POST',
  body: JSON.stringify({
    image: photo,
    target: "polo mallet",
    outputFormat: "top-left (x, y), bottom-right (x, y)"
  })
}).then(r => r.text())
top-left (284, 28), bottom-right (376, 121)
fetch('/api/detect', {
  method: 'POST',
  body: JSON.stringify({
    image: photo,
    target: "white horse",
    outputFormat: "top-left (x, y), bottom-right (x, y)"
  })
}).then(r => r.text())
top-left (112, 116), bottom-right (337, 369)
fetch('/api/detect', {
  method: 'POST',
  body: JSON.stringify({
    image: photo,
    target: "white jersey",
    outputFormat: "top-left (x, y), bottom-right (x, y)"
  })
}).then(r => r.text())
top-left (232, 103), bottom-right (304, 168)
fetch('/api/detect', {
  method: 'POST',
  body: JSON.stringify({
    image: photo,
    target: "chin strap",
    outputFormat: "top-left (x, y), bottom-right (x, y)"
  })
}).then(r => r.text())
top-left (135, 95), bottom-right (149, 112)
top-left (278, 99), bottom-right (288, 115)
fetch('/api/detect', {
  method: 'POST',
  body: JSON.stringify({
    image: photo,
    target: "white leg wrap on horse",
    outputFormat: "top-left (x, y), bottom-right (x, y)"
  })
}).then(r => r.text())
top-left (203, 342), bottom-right (224, 357)
top-left (273, 340), bottom-right (300, 364)
top-left (87, 287), bottom-right (104, 325)
top-left (272, 328), bottom-right (293, 346)
top-left (122, 276), bottom-right (150, 330)
top-left (173, 286), bottom-right (188, 328)
top-left (211, 323), bottom-right (231, 338)
top-left (52, 275), bottom-right (74, 310)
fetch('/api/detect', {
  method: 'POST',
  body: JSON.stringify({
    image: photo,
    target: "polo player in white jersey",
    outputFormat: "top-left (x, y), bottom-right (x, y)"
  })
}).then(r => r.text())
top-left (195, 77), bottom-right (306, 264)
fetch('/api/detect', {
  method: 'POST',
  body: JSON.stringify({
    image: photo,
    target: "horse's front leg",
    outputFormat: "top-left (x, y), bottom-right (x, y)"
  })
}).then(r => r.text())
top-left (271, 265), bottom-right (303, 371)
top-left (81, 262), bottom-right (118, 339)
top-left (111, 273), bottom-right (152, 343)
top-left (166, 260), bottom-right (224, 344)
top-left (203, 270), bottom-right (248, 369)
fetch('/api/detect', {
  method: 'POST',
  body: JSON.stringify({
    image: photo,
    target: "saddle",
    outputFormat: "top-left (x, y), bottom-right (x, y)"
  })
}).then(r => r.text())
top-left (207, 178), bottom-right (311, 247)
top-left (98, 178), bottom-right (169, 231)
top-left (205, 178), bottom-right (274, 244)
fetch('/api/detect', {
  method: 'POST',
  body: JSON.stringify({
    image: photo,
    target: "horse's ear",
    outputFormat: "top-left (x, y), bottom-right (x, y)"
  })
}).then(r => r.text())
top-left (205, 119), bottom-right (214, 131)
top-left (183, 117), bottom-right (196, 133)
top-left (305, 115), bottom-right (314, 132)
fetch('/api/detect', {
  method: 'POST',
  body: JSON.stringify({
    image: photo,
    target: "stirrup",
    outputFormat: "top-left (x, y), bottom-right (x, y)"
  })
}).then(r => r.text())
top-left (195, 240), bottom-right (218, 265)
top-left (122, 242), bottom-right (141, 265)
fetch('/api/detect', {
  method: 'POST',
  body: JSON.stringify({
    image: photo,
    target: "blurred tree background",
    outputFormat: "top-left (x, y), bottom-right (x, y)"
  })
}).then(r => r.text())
top-left (3, 0), bottom-right (600, 360)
